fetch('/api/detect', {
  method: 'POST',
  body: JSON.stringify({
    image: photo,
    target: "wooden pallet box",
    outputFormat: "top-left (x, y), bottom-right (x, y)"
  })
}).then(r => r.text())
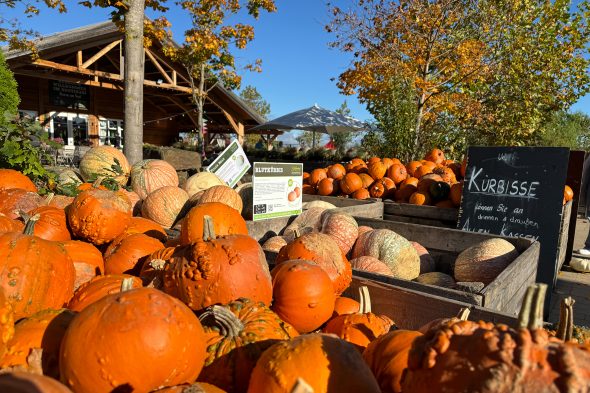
top-left (383, 202), bottom-right (458, 228)
top-left (303, 195), bottom-right (383, 219)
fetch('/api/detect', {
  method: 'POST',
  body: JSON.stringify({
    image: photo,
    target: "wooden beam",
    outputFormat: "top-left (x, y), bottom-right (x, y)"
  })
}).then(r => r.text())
top-left (237, 122), bottom-right (244, 145)
top-left (76, 51), bottom-right (83, 68)
top-left (165, 96), bottom-right (199, 128)
top-left (145, 48), bottom-right (174, 85)
top-left (172, 71), bottom-right (177, 85)
top-left (34, 58), bottom-right (122, 80)
top-left (144, 48), bottom-right (191, 85)
top-left (81, 40), bottom-right (122, 69)
top-left (13, 69), bottom-right (124, 90)
top-left (143, 79), bottom-right (192, 93)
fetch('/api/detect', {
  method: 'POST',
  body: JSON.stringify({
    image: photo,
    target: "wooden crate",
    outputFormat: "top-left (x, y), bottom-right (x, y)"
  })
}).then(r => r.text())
top-left (383, 201), bottom-right (458, 228)
top-left (303, 195), bottom-right (383, 219)
top-left (352, 217), bottom-right (540, 315)
top-left (556, 201), bottom-right (572, 271)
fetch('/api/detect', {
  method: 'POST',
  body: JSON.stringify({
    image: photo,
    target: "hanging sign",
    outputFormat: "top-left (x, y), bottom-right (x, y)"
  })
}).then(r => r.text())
top-left (206, 140), bottom-right (250, 188)
top-left (49, 80), bottom-right (89, 110)
top-left (252, 162), bottom-right (303, 221)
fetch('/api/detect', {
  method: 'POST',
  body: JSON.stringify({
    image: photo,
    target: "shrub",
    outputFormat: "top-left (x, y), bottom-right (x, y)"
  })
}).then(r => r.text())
top-left (0, 50), bottom-right (19, 123)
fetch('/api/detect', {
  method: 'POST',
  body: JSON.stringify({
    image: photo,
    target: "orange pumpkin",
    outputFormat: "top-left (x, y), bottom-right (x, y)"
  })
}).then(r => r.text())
top-left (340, 173), bottom-right (363, 195)
top-left (413, 165), bottom-right (434, 178)
top-left (67, 274), bottom-right (143, 312)
top-left (0, 169), bottom-right (37, 192)
top-left (382, 158), bottom-right (395, 169)
top-left (333, 296), bottom-right (360, 316)
top-left (104, 233), bottom-right (164, 275)
top-left (122, 216), bottom-right (168, 242)
top-left (353, 188), bottom-right (371, 200)
top-left (450, 182), bottom-right (463, 207)
top-left (387, 164), bottom-right (408, 184)
top-left (309, 168), bottom-right (328, 187)
top-left (369, 180), bottom-right (386, 198)
top-left (130, 159), bottom-right (179, 200)
top-left (199, 185), bottom-right (243, 214)
top-left (302, 184), bottom-right (316, 194)
top-left (317, 177), bottom-right (338, 196)
top-left (424, 148), bottom-right (445, 164)
top-left (564, 185), bottom-right (574, 202)
top-left (417, 174), bottom-right (443, 193)
top-left (327, 164), bottom-right (346, 180)
top-left (359, 173), bottom-right (374, 189)
top-left (367, 161), bottom-right (387, 180)
top-left (61, 240), bottom-right (104, 290)
top-left (23, 205), bottom-right (71, 241)
top-left (180, 202), bottom-right (248, 244)
top-left (302, 172), bottom-right (310, 184)
top-left (152, 383), bottom-right (225, 393)
top-left (367, 157), bottom-right (381, 165)
top-left (60, 286), bottom-right (208, 393)
top-left (0, 213), bottom-right (23, 234)
top-left (409, 191), bottom-right (431, 206)
top-left (0, 188), bottom-right (43, 219)
top-left (0, 288), bottom-right (15, 360)
top-left (68, 189), bottom-right (132, 245)
top-left (432, 166), bottom-right (457, 184)
top-left (405, 161), bottom-right (422, 177)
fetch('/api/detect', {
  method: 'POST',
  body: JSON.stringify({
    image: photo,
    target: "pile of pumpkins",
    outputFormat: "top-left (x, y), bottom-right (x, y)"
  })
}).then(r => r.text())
top-left (0, 145), bottom-right (588, 393)
top-left (301, 149), bottom-right (465, 207)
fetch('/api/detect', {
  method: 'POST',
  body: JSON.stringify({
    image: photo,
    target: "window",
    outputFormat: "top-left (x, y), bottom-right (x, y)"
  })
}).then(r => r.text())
top-left (48, 112), bottom-right (88, 146)
top-left (99, 118), bottom-right (124, 147)
top-left (17, 110), bottom-right (38, 121)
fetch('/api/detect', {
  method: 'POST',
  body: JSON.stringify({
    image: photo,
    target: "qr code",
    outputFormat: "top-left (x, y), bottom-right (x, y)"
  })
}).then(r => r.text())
top-left (268, 205), bottom-right (273, 212)
top-left (254, 204), bottom-right (266, 214)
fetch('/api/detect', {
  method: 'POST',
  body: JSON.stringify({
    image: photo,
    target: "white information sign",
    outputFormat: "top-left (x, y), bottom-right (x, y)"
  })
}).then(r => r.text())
top-left (206, 140), bottom-right (251, 188)
top-left (252, 162), bottom-right (304, 221)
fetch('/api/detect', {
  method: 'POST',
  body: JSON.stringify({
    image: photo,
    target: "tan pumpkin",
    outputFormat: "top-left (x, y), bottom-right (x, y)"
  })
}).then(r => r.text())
top-left (411, 241), bottom-right (436, 274)
top-left (350, 256), bottom-right (394, 277)
top-left (130, 159), bottom-right (179, 199)
top-left (141, 186), bottom-right (189, 229)
top-left (415, 272), bottom-right (456, 288)
top-left (183, 172), bottom-right (226, 198)
top-left (454, 238), bottom-right (518, 284)
top-left (198, 185), bottom-right (243, 213)
top-left (78, 145), bottom-right (131, 186)
top-left (320, 211), bottom-right (358, 255)
top-left (261, 236), bottom-right (288, 253)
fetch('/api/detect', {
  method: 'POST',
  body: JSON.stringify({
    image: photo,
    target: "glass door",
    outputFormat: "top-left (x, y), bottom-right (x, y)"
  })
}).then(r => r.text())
top-left (49, 112), bottom-right (88, 146)
top-left (98, 118), bottom-right (124, 148)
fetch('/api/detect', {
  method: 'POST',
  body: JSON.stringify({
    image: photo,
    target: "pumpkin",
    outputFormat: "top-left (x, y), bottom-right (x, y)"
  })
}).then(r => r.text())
top-left (122, 216), bottom-right (168, 242)
top-left (0, 288), bottom-right (15, 359)
top-left (183, 172), bottom-right (226, 198)
top-left (369, 179), bottom-right (386, 198)
top-left (327, 164), bottom-right (346, 180)
top-left (0, 212), bottom-right (23, 234)
top-left (152, 383), bottom-right (226, 393)
top-left (60, 240), bottom-right (104, 290)
top-left (424, 148), bottom-right (445, 164)
top-left (271, 260), bottom-right (336, 333)
top-left (432, 166), bottom-right (457, 184)
top-left (340, 173), bottom-right (363, 195)
top-left (411, 241), bottom-right (436, 274)
top-left (121, 188), bottom-right (141, 215)
top-left (320, 212), bottom-right (358, 255)
top-left (198, 185), bottom-right (243, 213)
top-left (352, 188), bottom-right (371, 200)
top-left (368, 161), bottom-right (387, 180)
top-left (358, 173), bottom-right (374, 188)
top-left (564, 185), bottom-right (574, 202)
top-left (281, 207), bottom-right (326, 241)
top-left (0, 218), bottom-right (75, 320)
top-left (180, 202), bottom-right (248, 244)
top-left (302, 184), bottom-right (316, 194)
top-left (46, 195), bottom-right (74, 210)
top-left (198, 299), bottom-right (298, 393)
top-left (415, 272), bottom-right (456, 288)
top-left (130, 159), bottom-right (179, 200)
top-left (59, 285), bottom-right (208, 393)
top-left (417, 308), bottom-right (471, 334)
top-left (147, 216), bottom-right (272, 311)
top-left (261, 235), bottom-right (287, 252)
top-left (352, 228), bottom-right (420, 280)
top-left (0, 189), bottom-right (42, 219)
top-left (454, 238), bottom-right (518, 284)
top-left (387, 164), bottom-right (408, 184)
top-left (0, 372), bottom-right (73, 393)
top-left (317, 178), bottom-right (338, 196)
top-left (68, 189), bottom-right (131, 245)
top-left (428, 181), bottom-right (451, 201)
top-left (103, 233), bottom-right (164, 275)
top-left (367, 157), bottom-right (381, 164)
top-left (247, 333), bottom-right (381, 393)
top-left (67, 274), bottom-right (142, 312)
top-left (276, 232), bottom-right (352, 296)
top-left (450, 181), bottom-right (463, 207)
top-left (350, 256), bottom-right (394, 276)
top-left (76, 177), bottom-right (108, 192)
top-left (56, 168), bottom-right (82, 188)
top-left (409, 191), bottom-right (431, 205)
top-left (382, 158), bottom-right (394, 169)
top-left (402, 284), bottom-right (590, 392)
top-left (417, 173), bottom-right (443, 193)
top-left (141, 186), bottom-right (189, 229)
top-left (413, 165), bottom-right (434, 178)
top-left (78, 145), bottom-right (131, 186)
top-left (324, 286), bottom-right (394, 350)
top-left (302, 200), bottom-right (336, 210)
top-left (333, 296), bottom-right (360, 316)
top-left (571, 257), bottom-right (590, 273)
top-left (0, 308), bottom-right (75, 378)
top-left (363, 329), bottom-right (423, 393)
top-left (406, 161), bottom-right (422, 177)
top-left (0, 169), bottom-right (37, 192)
top-left (22, 206), bottom-right (71, 241)
top-left (309, 168), bottom-right (327, 187)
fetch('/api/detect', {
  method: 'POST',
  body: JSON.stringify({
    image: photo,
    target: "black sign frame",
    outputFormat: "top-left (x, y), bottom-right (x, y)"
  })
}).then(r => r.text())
top-left (49, 80), bottom-right (90, 110)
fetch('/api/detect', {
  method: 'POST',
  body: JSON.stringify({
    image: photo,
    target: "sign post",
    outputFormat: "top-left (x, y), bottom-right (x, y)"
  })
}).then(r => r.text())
top-left (457, 146), bottom-right (570, 311)
top-left (206, 140), bottom-right (250, 188)
top-left (252, 162), bottom-right (303, 221)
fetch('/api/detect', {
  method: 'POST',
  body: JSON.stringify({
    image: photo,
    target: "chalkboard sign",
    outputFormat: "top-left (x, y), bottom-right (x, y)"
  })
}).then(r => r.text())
top-left (458, 147), bottom-right (569, 295)
top-left (49, 80), bottom-right (89, 110)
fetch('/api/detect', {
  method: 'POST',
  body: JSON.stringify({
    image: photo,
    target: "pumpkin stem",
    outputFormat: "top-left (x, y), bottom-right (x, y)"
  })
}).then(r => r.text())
top-left (290, 378), bottom-right (314, 393)
top-left (518, 284), bottom-right (547, 330)
top-left (456, 307), bottom-right (471, 321)
top-left (120, 278), bottom-right (135, 292)
top-left (92, 176), bottom-right (105, 188)
top-left (556, 296), bottom-right (575, 341)
top-left (202, 215), bottom-right (216, 241)
top-left (293, 228), bottom-right (301, 239)
top-left (358, 286), bottom-right (372, 314)
top-left (43, 192), bottom-right (55, 206)
top-left (199, 305), bottom-right (244, 337)
top-left (22, 213), bottom-right (40, 235)
top-left (149, 259), bottom-right (166, 271)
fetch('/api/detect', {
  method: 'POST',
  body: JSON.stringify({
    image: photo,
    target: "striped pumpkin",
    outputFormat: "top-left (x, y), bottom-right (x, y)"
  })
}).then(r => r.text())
top-left (130, 159), bottom-right (179, 200)
top-left (79, 146), bottom-right (131, 186)
top-left (141, 186), bottom-right (189, 229)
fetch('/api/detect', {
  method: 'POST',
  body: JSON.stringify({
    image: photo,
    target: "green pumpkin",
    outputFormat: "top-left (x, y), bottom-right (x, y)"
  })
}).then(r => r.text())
top-left (429, 181), bottom-right (451, 201)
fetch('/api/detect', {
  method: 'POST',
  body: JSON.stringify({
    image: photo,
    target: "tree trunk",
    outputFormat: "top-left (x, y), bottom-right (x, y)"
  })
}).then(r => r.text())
top-left (123, 0), bottom-right (145, 165)
top-left (197, 62), bottom-right (206, 158)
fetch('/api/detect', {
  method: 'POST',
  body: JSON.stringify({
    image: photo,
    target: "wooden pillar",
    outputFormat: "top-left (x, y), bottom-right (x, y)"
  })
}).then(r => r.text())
top-left (88, 86), bottom-right (99, 146)
top-left (237, 122), bottom-right (244, 145)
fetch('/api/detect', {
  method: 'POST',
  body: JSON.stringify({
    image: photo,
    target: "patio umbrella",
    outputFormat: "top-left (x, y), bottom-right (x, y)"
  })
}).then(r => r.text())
top-left (249, 104), bottom-right (367, 148)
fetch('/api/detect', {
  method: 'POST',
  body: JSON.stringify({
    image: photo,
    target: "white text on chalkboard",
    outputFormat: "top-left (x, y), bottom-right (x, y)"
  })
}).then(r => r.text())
top-left (468, 167), bottom-right (539, 198)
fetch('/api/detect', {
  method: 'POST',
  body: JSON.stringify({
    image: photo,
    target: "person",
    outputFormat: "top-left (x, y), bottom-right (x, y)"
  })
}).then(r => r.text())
top-left (577, 153), bottom-right (590, 255)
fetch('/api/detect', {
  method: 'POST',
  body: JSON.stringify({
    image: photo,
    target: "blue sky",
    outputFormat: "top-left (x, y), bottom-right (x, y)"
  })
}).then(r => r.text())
top-left (2, 0), bottom-right (589, 145)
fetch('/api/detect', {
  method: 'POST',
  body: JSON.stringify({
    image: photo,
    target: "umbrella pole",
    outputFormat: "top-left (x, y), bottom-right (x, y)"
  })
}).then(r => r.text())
top-left (312, 131), bottom-right (316, 148)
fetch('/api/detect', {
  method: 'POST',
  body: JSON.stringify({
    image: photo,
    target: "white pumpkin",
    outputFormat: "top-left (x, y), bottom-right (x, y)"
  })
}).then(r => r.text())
top-left (183, 172), bottom-right (226, 197)
top-left (570, 258), bottom-right (590, 273)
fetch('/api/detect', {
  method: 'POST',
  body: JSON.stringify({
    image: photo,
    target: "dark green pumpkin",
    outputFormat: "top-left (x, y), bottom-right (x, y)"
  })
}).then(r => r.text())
top-left (429, 181), bottom-right (451, 201)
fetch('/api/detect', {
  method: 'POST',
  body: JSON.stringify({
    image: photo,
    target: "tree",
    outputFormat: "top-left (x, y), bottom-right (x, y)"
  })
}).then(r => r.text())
top-left (0, 49), bottom-right (19, 124)
top-left (332, 100), bottom-right (354, 154)
top-left (240, 85), bottom-right (271, 147)
top-left (327, 0), bottom-right (590, 158)
top-left (534, 111), bottom-right (590, 150)
top-left (295, 131), bottom-right (315, 149)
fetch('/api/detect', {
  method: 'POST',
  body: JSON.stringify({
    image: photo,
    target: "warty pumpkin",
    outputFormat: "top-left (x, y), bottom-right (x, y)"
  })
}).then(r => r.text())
top-left (180, 202), bottom-right (248, 244)
top-left (247, 333), bottom-right (381, 393)
top-left (276, 232), bottom-right (352, 296)
top-left (0, 308), bottom-right (75, 378)
top-left (22, 205), bottom-right (71, 241)
top-left (130, 159), bottom-right (179, 200)
top-left (198, 185), bottom-right (243, 213)
top-left (197, 298), bottom-right (298, 393)
top-left (270, 260), bottom-right (336, 333)
top-left (320, 211), bottom-right (358, 255)
top-left (350, 256), bottom-right (394, 277)
top-left (145, 216), bottom-right (272, 311)
top-left (0, 371), bottom-right (73, 393)
top-left (0, 217), bottom-right (75, 320)
top-left (0, 188), bottom-right (43, 219)
top-left (59, 285), bottom-right (208, 393)
top-left (141, 186), bottom-right (189, 229)
top-left (103, 233), bottom-right (164, 275)
top-left (60, 240), bottom-right (104, 290)
top-left (67, 274), bottom-right (142, 312)
top-left (0, 288), bottom-right (15, 360)
top-left (68, 189), bottom-right (132, 245)
top-left (46, 194), bottom-right (74, 210)
top-left (78, 145), bottom-right (131, 186)
top-left (454, 238), bottom-right (518, 284)
top-left (0, 169), bottom-right (37, 192)
top-left (323, 286), bottom-right (394, 351)
top-left (417, 308), bottom-right (471, 334)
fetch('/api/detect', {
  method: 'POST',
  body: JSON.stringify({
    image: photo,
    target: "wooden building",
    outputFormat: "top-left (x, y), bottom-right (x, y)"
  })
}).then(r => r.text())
top-left (5, 21), bottom-right (280, 148)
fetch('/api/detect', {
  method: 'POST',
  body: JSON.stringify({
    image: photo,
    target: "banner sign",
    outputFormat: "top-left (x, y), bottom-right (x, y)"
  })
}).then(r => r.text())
top-left (252, 162), bottom-right (303, 221)
top-left (206, 140), bottom-right (250, 188)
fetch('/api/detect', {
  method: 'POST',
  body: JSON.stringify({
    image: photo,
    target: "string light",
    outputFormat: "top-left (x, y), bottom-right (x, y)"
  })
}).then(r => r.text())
top-left (143, 107), bottom-right (200, 126)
